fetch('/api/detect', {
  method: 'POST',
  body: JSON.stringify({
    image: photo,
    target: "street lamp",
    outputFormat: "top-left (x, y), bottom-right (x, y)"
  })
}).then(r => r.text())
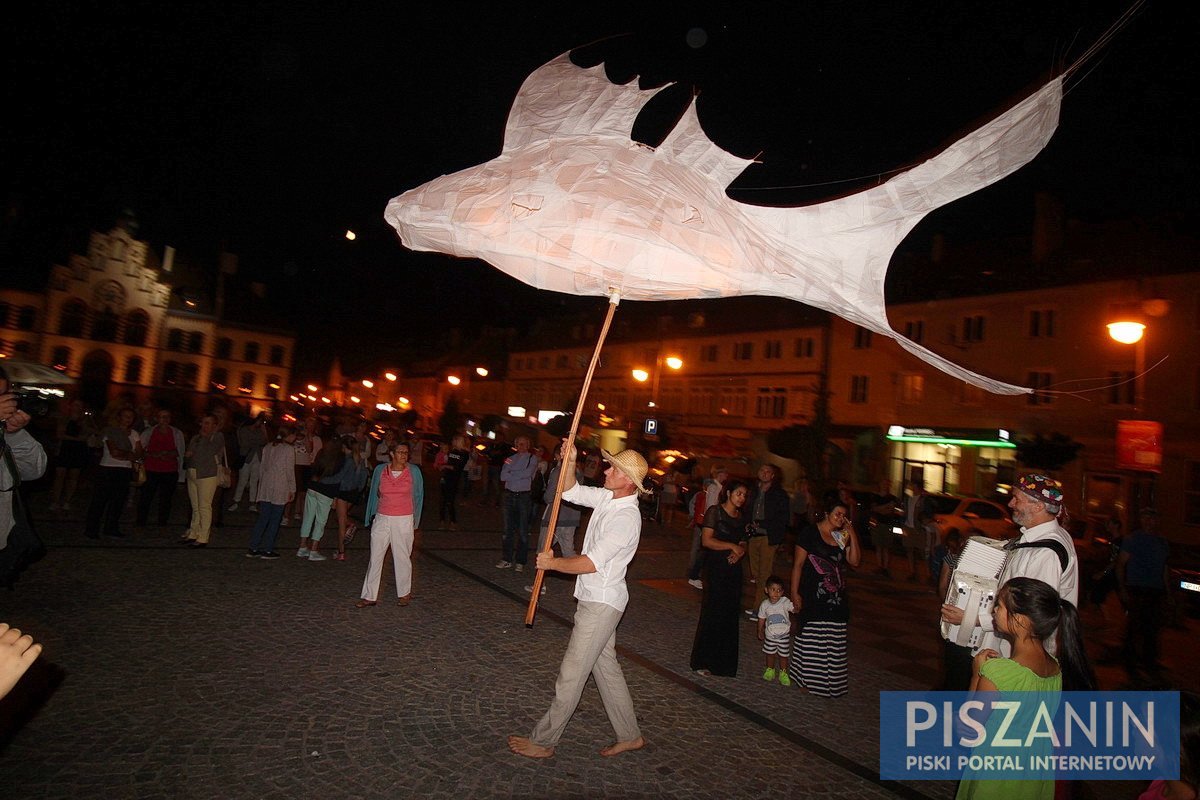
top-left (475, 367), bottom-right (489, 377)
top-left (1107, 320), bottom-right (1146, 412)
top-left (630, 355), bottom-right (683, 408)
top-left (384, 372), bottom-right (398, 382)
top-left (361, 379), bottom-right (375, 389)
top-left (447, 375), bottom-right (461, 386)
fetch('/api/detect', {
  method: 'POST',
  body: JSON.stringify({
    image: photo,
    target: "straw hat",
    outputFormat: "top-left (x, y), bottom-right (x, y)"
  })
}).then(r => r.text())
top-left (600, 448), bottom-right (651, 497)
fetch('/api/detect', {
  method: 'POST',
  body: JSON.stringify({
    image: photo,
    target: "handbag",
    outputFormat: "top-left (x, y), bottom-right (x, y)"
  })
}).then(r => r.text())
top-left (216, 443), bottom-right (232, 489)
top-left (132, 462), bottom-right (148, 487)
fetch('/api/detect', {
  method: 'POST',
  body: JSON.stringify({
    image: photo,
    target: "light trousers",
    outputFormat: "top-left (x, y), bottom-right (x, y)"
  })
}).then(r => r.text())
top-left (233, 457), bottom-right (261, 503)
top-left (186, 469), bottom-right (219, 544)
top-left (529, 600), bottom-right (640, 748)
top-left (535, 524), bottom-right (577, 558)
top-left (299, 491), bottom-right (334, 543)
top-left (747, 537), bottom-right (779, 595)
top-left (360, 513), bottom-right (414, 601)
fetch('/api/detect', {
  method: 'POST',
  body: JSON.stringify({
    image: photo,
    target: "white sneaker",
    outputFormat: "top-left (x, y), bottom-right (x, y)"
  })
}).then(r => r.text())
top-left (514, 564), bottom-right (524, 573)
top-left (495, 560), bottom-right (512, 569)
top-left (687, 578), bottom-right (703, 590)
top-left (227, 503), bottom-right (239, 512)
top-left (308, 551), bottom-right (327, 562)
top-left (524, 584), bottom-right (547, 596)
top-left (296, 547), bottom-right (310, 558)
top-left (249, 504), bottom-right (258, 513)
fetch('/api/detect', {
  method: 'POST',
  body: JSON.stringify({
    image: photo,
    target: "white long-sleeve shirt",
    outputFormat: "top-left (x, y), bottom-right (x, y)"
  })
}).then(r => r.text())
top-left (977, 519), bottom-right (1079, 657)
top-left (1, 429), bottom-right (48, 548)
top-left (565, 484), bottom-right (641, 613)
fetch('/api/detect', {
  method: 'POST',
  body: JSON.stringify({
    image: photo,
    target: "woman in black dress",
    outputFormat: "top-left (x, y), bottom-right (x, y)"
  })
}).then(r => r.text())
top-left (690, 478), bottom-right (750, 676)
top-left (788, 500), bottom-right (860, 696)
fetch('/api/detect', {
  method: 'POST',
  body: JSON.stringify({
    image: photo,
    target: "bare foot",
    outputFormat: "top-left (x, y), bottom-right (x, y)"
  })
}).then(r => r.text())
top-left (508, 735), bottom-right (554, 758)
top-left (0, 623), bottom-right (42, 700)
top-left (599, 736), bottom-right (645, 757)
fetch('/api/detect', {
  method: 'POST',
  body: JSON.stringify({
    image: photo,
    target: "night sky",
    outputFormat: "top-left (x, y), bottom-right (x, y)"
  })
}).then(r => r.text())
top-left (3, 2), bottom-right (1194, 376)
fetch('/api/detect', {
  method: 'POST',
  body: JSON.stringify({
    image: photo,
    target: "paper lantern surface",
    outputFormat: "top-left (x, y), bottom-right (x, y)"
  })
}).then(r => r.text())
top-left (386, 53), bottom-right (1063, 394)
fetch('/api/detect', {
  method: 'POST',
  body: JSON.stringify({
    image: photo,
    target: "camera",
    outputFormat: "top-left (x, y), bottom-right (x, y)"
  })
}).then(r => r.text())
top-left (12, 388), bottom-right (53, 418)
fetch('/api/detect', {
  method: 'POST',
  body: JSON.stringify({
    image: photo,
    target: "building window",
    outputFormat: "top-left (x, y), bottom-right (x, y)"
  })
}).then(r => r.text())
top-left (1105, 371), bottom-right (1135, 405)
top-left (755, 387), bottom-right (787, 418)
top-left (123, 310), bottom-right (149, 346)
top-left (1187, 461), bottom-right (1200, 526)
top-left (853, 327), bottom-right (873, 349)
top-left (13, 340), bottom-right (31, 356)
top-left (732, 341), bottom-right (753, 361)
top-left (16, 306), bottom-right (36, 330)
top-left (539, 356), bottom-right (549, 369)
top-left (181, 363), bottom-right (199, 390)
top-left (700, 344), bottom-right (719, 362)
top-left (1027, 371), bottom-right (1054, 405)
top-left (850, 375), bottom-right (869, 404)
top-left (962, 315), bottom-right (986, 343)
top-left (899, 373), bottom-right (925, 404)
top-left (266, 375), bottom-right (281, 399)
top-left (793, 337), bottom-right (814, 358)
top-left (187, 332), bottom-right (204, 354)
top-left (269, 345), bottom-right (285, 366)
top-left (124, 356), bottom-right (143, 383)
top-left (958, 383), bottom-right (984, 406)
top-left (243, 341), bottom-right (260, 363)
top-left (161, 361), bottom-right (181, 386)
top-left (239, 371), bottom-right (256, 395)
top-left (763, 340), bottom-right (782, 359)
top-left (92, 309), bottom-right (119, 342)
top-left (210, 367), bottom-right (228, 392)
top-left (1028, 309), bottom-right (1056, 338)
top-left (51, 346), bottom-right (71, 371)
top-left (59, 300), bottom-right (87, 337)
top-left (903, 320), bottom-right (924, 344)
top-left (216, 337), bottom-right (233, 359)
top-left (167, 328), bottom-right (185, 351)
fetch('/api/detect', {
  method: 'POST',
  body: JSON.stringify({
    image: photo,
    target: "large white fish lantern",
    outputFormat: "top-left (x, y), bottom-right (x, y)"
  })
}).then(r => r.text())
top-left (387, 52), bottom-right (1063, 395)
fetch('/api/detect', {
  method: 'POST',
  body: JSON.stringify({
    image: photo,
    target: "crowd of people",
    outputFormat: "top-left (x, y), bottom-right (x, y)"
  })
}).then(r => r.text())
top-left (1, 372), bottom-right (1195, 794)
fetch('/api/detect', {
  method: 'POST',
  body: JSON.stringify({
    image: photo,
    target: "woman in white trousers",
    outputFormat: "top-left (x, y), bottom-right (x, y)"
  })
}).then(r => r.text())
top-left (356, 442), bottom-right (424, 608)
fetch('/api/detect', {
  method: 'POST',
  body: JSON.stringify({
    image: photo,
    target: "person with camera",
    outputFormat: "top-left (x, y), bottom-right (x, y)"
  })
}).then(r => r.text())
top-left (1, 366), bottom-right (48, 584)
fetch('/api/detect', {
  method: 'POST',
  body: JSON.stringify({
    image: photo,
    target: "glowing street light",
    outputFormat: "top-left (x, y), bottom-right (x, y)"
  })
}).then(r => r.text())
top-left (475, 367), bottom-right (489, 377)
top-left (1106, 321), bottom-right (1145, 345)
top-left (361, 379), bottom-right (375, 389)
top-left (345, 230), bottom-right (357, 241)
top-left (397, 396), bottom-right (410, 407)
top-left (631, 368), bottom-right (650, 383)
top-left (665, 356), bottom-right (684, 370)
top-left (349, 395), bottom-right (361, 404)
top-left (1107, 319), bottom-right (1148, 413)
top-left (307, 384), bottom-right (319, 392)
top-left (447, 375), bottom-right (461, 386)
top-left (385, 372), bottom-right (398, 382)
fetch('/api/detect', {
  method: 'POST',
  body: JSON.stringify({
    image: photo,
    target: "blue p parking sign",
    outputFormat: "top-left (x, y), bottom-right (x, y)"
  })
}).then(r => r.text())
top-left (644, 418), bottom-right (658, 436)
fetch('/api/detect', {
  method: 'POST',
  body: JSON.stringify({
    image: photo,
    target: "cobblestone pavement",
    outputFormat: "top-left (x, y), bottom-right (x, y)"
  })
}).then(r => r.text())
top-left (1, 484), bottom-right (1193, 799)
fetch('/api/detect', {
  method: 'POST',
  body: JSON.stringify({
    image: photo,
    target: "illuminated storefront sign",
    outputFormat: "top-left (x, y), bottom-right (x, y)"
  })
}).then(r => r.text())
top-left (887, 425), bottom-right (1015, 448)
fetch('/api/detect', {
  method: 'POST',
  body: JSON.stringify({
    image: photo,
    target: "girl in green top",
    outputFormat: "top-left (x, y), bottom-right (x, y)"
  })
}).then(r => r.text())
top-left (956, 577), bottom-right (1096, 800)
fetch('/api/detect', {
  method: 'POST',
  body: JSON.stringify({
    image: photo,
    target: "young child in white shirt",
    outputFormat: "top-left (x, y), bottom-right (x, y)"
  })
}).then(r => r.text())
top-left (757, 575), bottom-right (795, 686)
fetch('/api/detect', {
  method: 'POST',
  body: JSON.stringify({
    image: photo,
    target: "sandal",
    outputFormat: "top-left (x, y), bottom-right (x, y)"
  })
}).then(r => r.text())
top-left (354, 599), bottom-right (377, 609)
top-left (343, 523), bottom-right (357, 545)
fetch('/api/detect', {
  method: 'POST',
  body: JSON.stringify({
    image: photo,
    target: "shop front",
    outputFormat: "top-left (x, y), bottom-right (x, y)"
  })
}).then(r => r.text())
top-left (885, 425), bottom-right (1018, 497)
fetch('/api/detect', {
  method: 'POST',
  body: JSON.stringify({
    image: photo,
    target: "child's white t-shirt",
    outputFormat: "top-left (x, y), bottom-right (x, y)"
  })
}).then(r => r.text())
top-left (758, 596), bottom-right (795, 639)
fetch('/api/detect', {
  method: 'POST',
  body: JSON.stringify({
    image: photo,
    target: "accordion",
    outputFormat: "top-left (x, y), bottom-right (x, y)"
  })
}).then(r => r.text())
top-left (941, 536), bottom-right (1009, 648)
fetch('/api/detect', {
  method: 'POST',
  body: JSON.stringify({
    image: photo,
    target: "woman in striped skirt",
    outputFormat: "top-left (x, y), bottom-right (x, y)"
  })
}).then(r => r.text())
top-left (788, 500), bottom-right (860, 696)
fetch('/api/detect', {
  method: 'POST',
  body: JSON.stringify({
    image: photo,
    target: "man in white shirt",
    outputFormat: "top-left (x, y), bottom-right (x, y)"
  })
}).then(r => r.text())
top-left (508, 442), bottom-right (648, 760)
top-left (941, 473), bottom-right (1078, 658)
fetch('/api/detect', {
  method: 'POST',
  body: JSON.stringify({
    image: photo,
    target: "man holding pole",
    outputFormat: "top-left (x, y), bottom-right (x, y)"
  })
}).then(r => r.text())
top-left (508, 440), bottom-right (648, 759)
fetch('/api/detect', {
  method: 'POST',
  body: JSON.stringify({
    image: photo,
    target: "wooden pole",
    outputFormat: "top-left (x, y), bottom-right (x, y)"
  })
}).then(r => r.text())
top-left (524, 291), bottom-right (621, 628)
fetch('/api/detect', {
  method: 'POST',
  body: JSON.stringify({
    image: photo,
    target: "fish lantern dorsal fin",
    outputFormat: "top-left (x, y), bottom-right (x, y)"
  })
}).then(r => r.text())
top-left (658, 99), bottom-right (755, 189)
top-left (503, 53), bottom-right (662, 152)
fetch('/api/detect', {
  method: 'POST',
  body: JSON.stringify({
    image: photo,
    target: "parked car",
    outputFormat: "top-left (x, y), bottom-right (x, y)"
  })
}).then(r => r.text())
top-left (1170, 544), bottom-right (1200, 617)
top-left (920, 494), bottom-right (1018, 541)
